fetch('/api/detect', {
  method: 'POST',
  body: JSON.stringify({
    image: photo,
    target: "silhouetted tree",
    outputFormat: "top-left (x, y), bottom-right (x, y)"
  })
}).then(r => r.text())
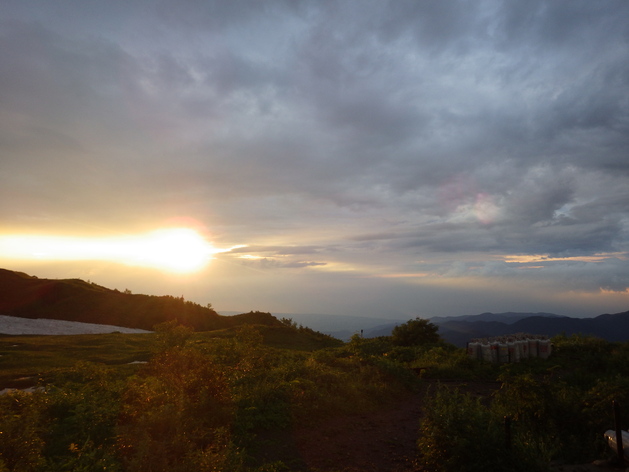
top-left (391, 317), bottom-right (440, 346)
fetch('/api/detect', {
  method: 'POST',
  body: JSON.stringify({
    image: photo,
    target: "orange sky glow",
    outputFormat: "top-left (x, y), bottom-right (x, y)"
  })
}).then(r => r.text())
top-left (0, 228), bottom-right (241, 274)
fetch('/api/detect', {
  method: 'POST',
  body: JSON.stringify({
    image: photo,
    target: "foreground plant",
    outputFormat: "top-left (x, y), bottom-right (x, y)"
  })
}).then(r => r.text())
top-left (117, 347), bottom-right (239, 472)
top-left (418, 384), bottom-right (549, 472)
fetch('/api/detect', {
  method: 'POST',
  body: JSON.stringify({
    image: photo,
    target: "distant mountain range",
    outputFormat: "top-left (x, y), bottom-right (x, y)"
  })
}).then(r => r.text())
top-left (429, 312), bottom-right (567, 325)
top-left (224, 310), bottom-right (629, 346)
top-left (2, 268), bottom-right (628, 345)
top-left (432, 311), bottom-right (629, 347)
top-left (357, 311), bottom-right (629, 347)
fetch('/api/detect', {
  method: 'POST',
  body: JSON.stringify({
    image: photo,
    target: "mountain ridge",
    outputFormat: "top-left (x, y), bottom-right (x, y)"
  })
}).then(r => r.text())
top-left (430, 311), bottom-right (567, 325)
top-left (435, 311), bottom-right (629, 347)
top-left (2, 268), bottom-right (628, 345)
top-left (0, 268), bottom-right (282, 331)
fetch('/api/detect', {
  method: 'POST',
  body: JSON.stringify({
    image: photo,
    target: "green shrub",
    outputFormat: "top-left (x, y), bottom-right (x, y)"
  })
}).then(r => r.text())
top-left (371, 356), bottom-right (419, 388)
top-left (584, 374), bottom-right (629, 429)
top-left (44, 362), bottom-right (124, 459)
top-left (413, 345), bottom-right (498, 380)
top-left (418, 384), bottom-right (548, 472)
top-left (347, 335), bottom-right (392, 357)
top-left (493, 372), bottom-right (598, 463)
top-left (391, 318), bottom-right (440, 346)
top-left (0, 390), bottom-right (46, 472)
top-left (385, 345), bottom-right (420, 363)
top-left (117, 347), bottom-right (237, 472)
top-left (153, 319), bottom-right (193, 351)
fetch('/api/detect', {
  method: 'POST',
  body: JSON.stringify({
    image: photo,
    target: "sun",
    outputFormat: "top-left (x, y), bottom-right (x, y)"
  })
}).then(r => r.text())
top-left (0, 227), bottom-right (225, 274)
top-left (117, 228), bottom-right (217, 273)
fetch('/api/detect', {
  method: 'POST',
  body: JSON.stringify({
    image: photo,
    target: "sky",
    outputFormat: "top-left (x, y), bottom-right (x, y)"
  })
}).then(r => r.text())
top-left (1, 0), bottom-right (628, 320)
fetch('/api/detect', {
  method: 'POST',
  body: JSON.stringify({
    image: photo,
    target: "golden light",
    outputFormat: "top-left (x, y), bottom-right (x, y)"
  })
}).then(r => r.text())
top-left (499, 253), bottom-right (626, 264)
top-left (0, 228), bottom-right (230, 274)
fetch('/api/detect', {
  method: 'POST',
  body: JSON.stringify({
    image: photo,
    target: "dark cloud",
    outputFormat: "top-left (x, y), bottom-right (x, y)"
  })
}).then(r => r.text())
top-left (239, 257), bottom-right (327, 270)
top-left (475, 256), bottom-right (629, 293)
top-left (1, 0), bottom-right (628, 317)
top-left (229, 245), bottom-right (323, 256)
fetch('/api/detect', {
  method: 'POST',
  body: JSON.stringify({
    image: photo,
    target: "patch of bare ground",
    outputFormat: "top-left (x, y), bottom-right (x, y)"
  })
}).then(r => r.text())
top-left (253, 379), bottom-right (625, 471)
top-left (551, 460), bottom-right (629, 472)
top-left (252, 392), bottom-right (424, 471)
top-left (290, 389), bottom-right (426, 472)
top-left (254, 380), bottom-right (502, 471)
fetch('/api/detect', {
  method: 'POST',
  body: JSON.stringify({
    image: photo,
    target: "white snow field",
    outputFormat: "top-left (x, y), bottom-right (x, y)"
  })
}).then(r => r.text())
top-left (0, 314), bottom-right (150, 335)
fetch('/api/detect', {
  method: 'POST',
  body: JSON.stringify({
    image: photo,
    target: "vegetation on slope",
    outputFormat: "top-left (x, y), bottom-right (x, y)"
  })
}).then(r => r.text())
top-left (417, 334), bottom-right (629, 472)
top-left (0, 268), bottom-right (285, 331)
top-left (0, 319), bottom-right (413, 471)
top-left (1, 309), bottom-right (629, 471)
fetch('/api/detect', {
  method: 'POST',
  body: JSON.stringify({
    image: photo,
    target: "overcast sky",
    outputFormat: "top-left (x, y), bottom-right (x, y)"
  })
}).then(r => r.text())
top-left (1, 0), bottom-right (628, 320)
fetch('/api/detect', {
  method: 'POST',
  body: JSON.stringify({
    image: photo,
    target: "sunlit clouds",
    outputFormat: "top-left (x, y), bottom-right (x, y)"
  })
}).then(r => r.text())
top-left (1, 1), bottom-right (629, 318)
top-left (0, 228), bottom-right (236, 274)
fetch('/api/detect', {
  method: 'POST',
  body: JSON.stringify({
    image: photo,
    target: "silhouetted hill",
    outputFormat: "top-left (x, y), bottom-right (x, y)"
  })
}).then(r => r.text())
top-left (358, 312), bottom-right (569, 341)
top-left (435, 321), bottom-right (513, 347)
top-left (431, 312), bottom-right (566, 325)
top-left (0, 268), bottom-right (283, 331)
top-left (219, 311), bottom-right (410, 341)
top-left (435, 311), bottom-right (629, 346)
top-left (510, 312), bottom-right (629, 342)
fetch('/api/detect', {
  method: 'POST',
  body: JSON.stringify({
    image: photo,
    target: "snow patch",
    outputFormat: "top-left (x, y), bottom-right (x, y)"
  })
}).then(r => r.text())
top-left (0, 315), bottom-right (151, 335)
top-left (0, 386), bottom-right (43, 395)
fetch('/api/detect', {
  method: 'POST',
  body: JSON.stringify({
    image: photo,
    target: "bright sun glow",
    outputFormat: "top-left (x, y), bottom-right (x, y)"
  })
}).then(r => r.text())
top-left (0, 228), bottom-right (231, 273)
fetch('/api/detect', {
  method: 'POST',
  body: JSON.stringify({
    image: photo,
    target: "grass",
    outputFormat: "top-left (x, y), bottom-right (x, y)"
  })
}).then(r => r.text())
top-left (0, 323), bottom-right (420, 471)
top-left (0, 333), bottom-right (153, 387)
top-left (2, 326), bottom-right (629, 471)
top-left (0, 324), bottom-right (342, 389)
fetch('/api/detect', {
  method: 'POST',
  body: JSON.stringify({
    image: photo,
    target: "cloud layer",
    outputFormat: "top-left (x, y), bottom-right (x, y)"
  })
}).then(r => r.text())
top-left (2, 0), bottom-right (628, 318)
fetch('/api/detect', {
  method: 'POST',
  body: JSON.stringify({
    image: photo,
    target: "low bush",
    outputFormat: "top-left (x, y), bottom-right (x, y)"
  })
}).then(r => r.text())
top-left (418, 384), bottom-right (548, 472)
top-left (0, 390), bottom-right (46, 472)
top-left (117, 347), bottom-right (237, 472)
top-left (5, 322), bottom-right (629, 471)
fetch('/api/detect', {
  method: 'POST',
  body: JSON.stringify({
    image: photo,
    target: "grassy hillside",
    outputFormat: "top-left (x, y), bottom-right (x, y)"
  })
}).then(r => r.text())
top-left (2, 270), bottom-right (629, 471)
top-left (2, 326), bottom-right (629, 471)
top-left (0, 268), bottom-right (284, 331)
top-left (0, 322), bottom-right (342, 390)
top-left (0, 322), bottom-right (405, 471)
top-left (2, 327), bottom-right (629, 471)
top-left (0, 332), bottom-right (154, 389)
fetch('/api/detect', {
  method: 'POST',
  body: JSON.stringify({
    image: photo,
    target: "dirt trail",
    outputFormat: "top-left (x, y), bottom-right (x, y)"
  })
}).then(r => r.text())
top-left (291, 390), bottom-right (425, 472)
top-left (256, 380), bottom-right (620, 471)
top-left (258, 381), bottom-right (498, 471)
top-left (252, 386), bottom-right (430, 472)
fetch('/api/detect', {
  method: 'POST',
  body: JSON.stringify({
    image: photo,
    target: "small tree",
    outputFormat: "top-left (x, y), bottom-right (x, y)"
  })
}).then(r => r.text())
top-left (153, 319), bottom-right (193, 351)
top-left (391, 317), bottom-right (440, 346)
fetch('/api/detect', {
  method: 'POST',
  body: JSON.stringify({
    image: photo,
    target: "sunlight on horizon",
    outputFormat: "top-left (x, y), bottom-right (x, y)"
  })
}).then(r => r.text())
top-left (0, 228), bottom-right (238, 274)
top-left (500, 253), bottom-right (628, 264)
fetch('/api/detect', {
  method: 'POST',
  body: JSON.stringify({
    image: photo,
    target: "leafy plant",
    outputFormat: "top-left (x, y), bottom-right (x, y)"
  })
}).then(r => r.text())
top-left (43, 362), bottom-right (125, 470)
top-left (0, 390), bottom-right (46, 471)
top-left (418, 384), bottom-right (548, 472)
top-left (117, 347), bottom-right (237, 472)
top-left (391, 317), bottom-right (440, 346)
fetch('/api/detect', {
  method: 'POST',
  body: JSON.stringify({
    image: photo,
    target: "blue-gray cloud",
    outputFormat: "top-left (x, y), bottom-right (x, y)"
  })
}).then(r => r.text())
top-left (2, 0), bottom-right (629, 315)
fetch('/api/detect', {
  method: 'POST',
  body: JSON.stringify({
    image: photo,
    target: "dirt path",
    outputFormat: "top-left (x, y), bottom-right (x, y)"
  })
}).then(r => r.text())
top-left (254, 380), bottom-right (621, 471)
top-left (290, 390), bottom-right (425, 472)
top-left (255, 381), bottom-right (500, 471)
top-left (252, 387), bottom-right (428, 472)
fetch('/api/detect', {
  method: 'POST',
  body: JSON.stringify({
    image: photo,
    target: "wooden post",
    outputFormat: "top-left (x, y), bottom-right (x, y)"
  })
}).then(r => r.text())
top-left (613, 400), bottom-right (625, 465)
top-left (504, 415), bottom-right (512, 451)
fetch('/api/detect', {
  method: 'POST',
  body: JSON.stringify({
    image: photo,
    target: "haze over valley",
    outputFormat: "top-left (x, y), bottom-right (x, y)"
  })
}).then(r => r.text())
top-left (2, 268), bottom-right (627, 348)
